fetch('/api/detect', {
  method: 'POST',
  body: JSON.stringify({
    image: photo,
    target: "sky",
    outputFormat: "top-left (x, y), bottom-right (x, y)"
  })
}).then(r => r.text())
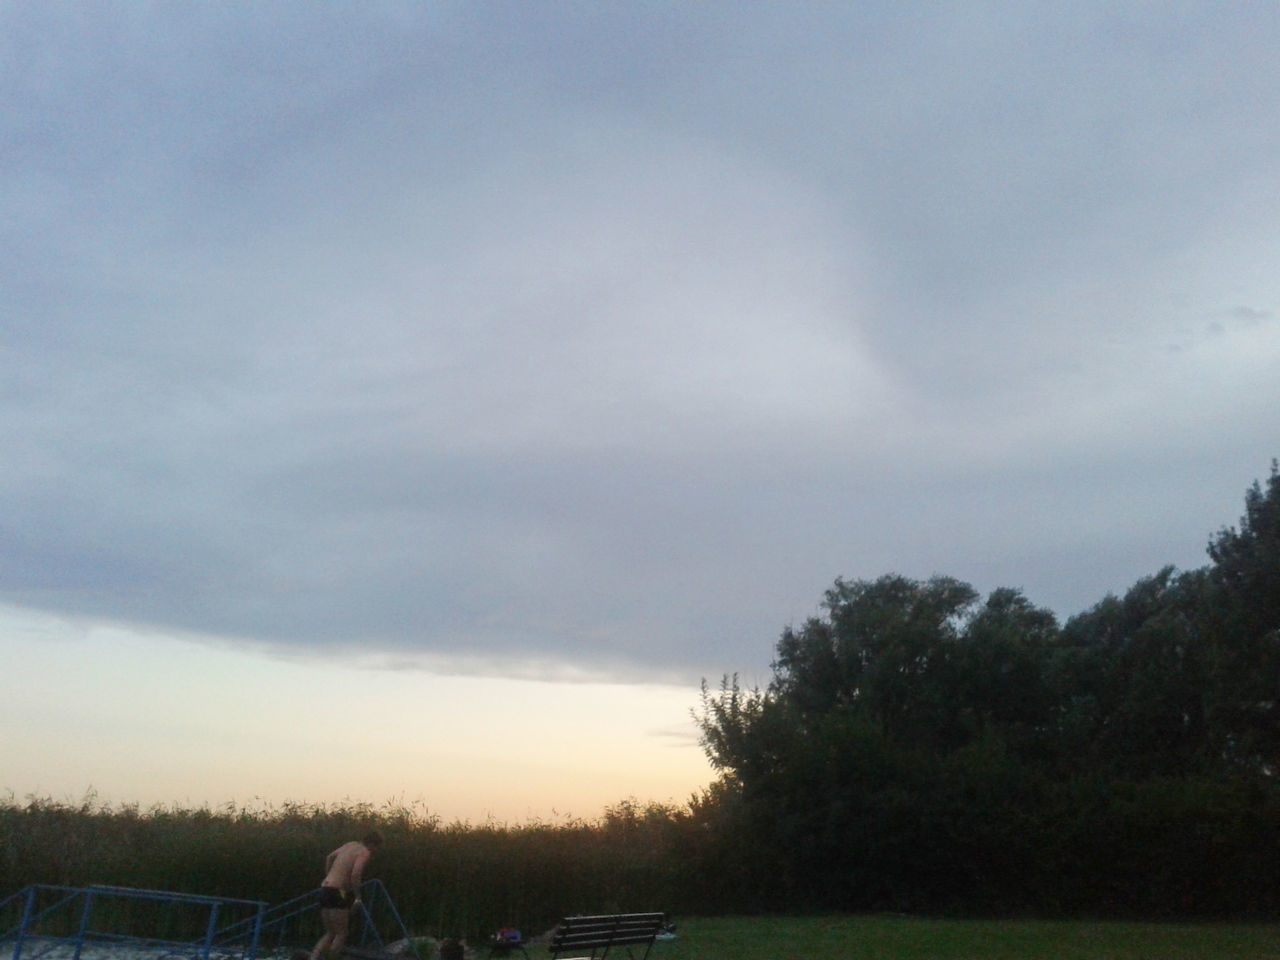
top-left (2, 3), bottom-right (1278, 822)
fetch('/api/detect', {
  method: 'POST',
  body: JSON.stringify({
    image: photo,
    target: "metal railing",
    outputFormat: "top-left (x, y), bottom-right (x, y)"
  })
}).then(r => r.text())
top-left (0, 884), bottom-right (267, 960)
top-left (1, 881), bottom-right (419, 960)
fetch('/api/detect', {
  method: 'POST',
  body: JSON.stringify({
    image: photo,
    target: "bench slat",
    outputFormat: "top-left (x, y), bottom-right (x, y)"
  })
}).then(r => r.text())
top-left (549, 913), bottom-right (666, 960)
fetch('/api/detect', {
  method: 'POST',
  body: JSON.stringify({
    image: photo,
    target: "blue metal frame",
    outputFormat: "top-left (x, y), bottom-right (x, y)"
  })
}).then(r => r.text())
top-left (1, 882), bottom-right (418, 960)
top-left (1, 885), bottom-right (266, 960)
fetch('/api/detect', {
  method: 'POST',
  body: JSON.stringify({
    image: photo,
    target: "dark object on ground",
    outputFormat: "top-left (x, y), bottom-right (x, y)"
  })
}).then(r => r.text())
top-left (486, 928), bottom-right (529, 960)
top-left (440, 937), bottom-right (465, 960)
top-left (547, 913), bottom-right (667, 960)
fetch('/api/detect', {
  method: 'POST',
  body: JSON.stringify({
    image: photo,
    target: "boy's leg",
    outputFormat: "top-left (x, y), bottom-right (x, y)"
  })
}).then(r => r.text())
top-left (311, 909), bottom-right (348, 960)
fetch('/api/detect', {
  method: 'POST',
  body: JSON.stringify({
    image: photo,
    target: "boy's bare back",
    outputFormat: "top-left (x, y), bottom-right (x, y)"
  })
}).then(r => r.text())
top-left (322, 840), bottom-right (371, 890)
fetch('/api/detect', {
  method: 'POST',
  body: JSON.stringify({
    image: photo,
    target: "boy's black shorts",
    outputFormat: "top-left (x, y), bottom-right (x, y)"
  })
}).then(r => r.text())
top-left (318, 887), bottom-right (351, 910)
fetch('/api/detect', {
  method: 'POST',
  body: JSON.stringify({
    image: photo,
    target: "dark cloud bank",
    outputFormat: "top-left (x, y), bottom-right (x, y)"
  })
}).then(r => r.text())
top-left (3, 4), bottom-right (1278, 682)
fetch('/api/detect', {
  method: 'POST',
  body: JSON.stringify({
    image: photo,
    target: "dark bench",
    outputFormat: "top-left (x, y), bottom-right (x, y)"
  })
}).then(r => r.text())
top-left (548, 913), bottom-right (667, 960)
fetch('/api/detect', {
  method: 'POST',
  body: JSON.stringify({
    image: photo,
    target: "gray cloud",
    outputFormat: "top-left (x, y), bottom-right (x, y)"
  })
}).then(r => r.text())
top-left (3, 3), bottom-right (1279, 682)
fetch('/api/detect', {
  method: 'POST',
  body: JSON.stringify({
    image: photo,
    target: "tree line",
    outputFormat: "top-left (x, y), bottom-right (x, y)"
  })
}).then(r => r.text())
top-left (694, 461), bottom-right (1280, 917)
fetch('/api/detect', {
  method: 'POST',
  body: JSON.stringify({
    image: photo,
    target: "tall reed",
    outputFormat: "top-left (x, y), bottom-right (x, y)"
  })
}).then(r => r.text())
top-left (0, 794), bottom-right (696, 942)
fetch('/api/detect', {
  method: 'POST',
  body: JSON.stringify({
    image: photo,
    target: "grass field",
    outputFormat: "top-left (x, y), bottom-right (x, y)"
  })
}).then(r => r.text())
top-left (568, 915), bottom-right (1280, 960)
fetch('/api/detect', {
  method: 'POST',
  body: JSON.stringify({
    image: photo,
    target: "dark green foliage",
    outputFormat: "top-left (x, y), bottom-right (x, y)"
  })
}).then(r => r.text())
top-left (1055, 566), bottom-right (1212, 775)
top-left (1208, 460), bottom-right (1280, 637)
top-left (695, 463), bottom-right (1280, 919)
top-left (1204, 460), bottom-right (1280, 770)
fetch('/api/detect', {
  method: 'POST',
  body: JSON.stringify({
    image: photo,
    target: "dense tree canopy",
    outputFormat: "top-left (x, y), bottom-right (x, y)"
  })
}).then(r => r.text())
top-left (696, 461), bottom-right (1280, 917)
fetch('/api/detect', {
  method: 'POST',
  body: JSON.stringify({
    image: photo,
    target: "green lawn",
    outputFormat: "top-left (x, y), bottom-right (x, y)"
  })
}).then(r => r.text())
top-left (593, 915), bottom-right (1280, 960)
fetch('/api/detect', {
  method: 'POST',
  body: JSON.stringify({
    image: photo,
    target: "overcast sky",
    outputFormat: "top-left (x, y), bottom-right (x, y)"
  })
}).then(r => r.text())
top-left (2, 3), bottom-right (1279, 814)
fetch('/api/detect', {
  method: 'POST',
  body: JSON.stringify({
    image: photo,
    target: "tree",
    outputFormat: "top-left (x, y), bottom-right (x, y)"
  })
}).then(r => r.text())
top-left (950, 586), bottom-right (1057, 756)
top-left (1057, 567), bottom-right (1212, 775)
top-left (1204, 459), bottom-right (1280, 772)
top-left (1208, 459), bottom-right (1280, 640)
top-left (696, 575), bottom-right (1059, 911)
top-left (771, 574), bottom-right (980, 746)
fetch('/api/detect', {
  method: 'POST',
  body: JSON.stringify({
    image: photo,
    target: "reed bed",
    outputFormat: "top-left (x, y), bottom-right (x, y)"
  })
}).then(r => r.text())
top-left (6, 794), bottom-right (1280, 957)
top-left (0, 794), bottom-right (693, 942)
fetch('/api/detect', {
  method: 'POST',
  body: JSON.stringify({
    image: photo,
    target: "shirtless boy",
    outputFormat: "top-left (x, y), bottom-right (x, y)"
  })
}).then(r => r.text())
top-left (310, 831), bottom-right (383, 960)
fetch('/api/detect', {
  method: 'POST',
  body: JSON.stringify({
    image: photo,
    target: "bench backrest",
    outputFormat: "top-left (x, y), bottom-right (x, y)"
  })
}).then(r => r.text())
top-left (548, 913), bottom-right (666, 960)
